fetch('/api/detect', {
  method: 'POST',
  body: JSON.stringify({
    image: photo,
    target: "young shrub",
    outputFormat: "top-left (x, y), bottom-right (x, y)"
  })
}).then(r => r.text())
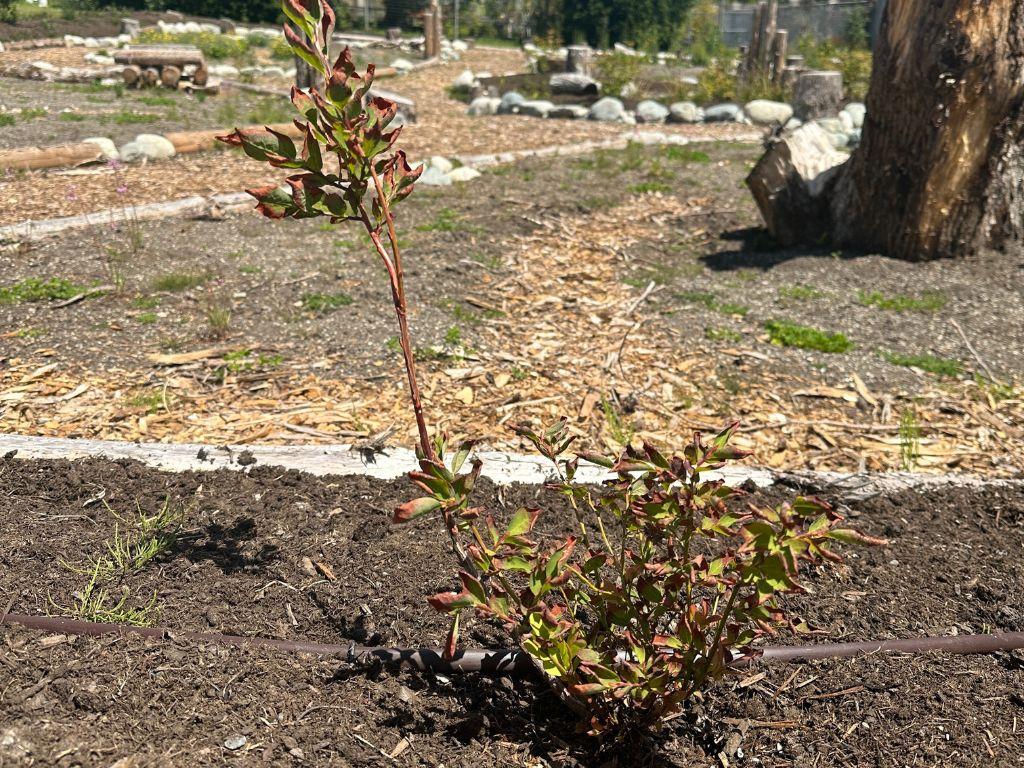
top-left (405, 420), bottom-right (885, 735)
top-left (228, 0), bottom-right (885, 741)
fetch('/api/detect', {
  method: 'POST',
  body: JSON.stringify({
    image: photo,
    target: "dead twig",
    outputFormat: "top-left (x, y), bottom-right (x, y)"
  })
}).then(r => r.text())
top-left (950, 318), bottom-right (1003, 385)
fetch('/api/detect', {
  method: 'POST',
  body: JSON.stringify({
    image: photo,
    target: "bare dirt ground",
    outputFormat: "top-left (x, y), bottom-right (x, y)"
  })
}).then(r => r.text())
top-left (0, 48), bottom-right (758, 224)
top-left (0, 456), bottom-right (1022, 766)
top-left (2, 142), bottom-right (1021, 476)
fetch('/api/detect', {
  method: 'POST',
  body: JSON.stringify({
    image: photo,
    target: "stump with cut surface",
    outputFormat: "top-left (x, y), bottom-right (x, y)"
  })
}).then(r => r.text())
top-left (793, 70), bottom-right (843, 121)
top-left (747, 123), bottom-right (848, 246)
top-left (747, 0), bottom-right (1024, 261)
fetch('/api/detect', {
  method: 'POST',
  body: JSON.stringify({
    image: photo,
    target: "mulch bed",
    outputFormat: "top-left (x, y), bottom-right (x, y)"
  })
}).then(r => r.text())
top-left (0, 48), bottom-right (757, 225)
top-left (1, 455), bottom-right (1022, 766)
top-left (1, 143), bottom-right (1021, 476)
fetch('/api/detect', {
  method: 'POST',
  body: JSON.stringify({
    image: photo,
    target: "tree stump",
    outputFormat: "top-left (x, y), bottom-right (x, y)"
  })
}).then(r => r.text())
top-left (793, 70), bottom-right (843, 122)
top-left (141, 67), bottom-right (159, 88)
top-left (193, 64), bottom-right (209, 87)
top-left (746, 123), bottom-right (849, 246)
top-left (566, 44), bottom-right (594, 76)
top-left (160, 65), bottom-right (181, 89)
top-left (122, 64), bottom-right (142, 88)
top-left (386, 27), bottom-right (402, 42)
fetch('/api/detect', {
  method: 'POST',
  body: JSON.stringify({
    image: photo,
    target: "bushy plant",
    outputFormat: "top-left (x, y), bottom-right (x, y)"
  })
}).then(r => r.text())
top-left (405, 420), bottom-right (884, 734)
top-left (138, 29), bottom-right (254, 61)
top-left (226, 0), bottom-right (884, 740)
top-left (595, 51), bottom-right (645, 98)
top-left (0, 0), bottom-right (17, 24)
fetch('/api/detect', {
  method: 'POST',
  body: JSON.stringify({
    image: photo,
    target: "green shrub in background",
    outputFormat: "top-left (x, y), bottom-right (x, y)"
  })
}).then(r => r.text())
top-left (0, 0), bottom-right (17, 23)
top-left (595, 51), bottom-right (646, 97)
top-left (680, 0), bottom-right (731, 65)
top-left (137, 28), bottom-right (253, 60)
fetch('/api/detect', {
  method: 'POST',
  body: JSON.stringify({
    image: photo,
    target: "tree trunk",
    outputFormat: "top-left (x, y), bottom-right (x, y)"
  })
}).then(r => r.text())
top-left (831, 0), bottom-right (1024, 260)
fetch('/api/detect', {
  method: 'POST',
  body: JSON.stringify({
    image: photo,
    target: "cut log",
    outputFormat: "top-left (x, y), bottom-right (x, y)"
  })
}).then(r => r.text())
top-left (793, 70), bottom-right (843, 121)
top-left (549, 72), bottom-right (599, 95)
top-left (192, 64), bottom-right (209, 87)
top-left (566, 44), bottom-right (594, 76)
top-left (114, 46), bottom-right (205, 68)
top-left (771, 29), bottom-right (788, 84)
top-left (829, 0), bottom-right (1024, 260)
top-left (0, 142), bottom-right (105, 172)
top-left (746, 123), bottom-right (848, 246)
top-left (122, 64), bottom-right (142, 87)
top-left (160, 65), bottom-right (181, 89)
top-left (141, 67), bottom-right (160, 88)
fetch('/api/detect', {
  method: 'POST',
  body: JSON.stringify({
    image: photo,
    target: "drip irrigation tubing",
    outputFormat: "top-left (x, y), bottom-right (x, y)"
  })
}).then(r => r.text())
top-left (2, 613), bottom-right (1023, 675)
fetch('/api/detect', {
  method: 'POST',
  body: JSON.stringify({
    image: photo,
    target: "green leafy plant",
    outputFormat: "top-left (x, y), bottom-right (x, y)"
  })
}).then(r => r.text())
top-left (765, 320), bottom-right (853, 353)
top-left (302, 290), bottom-right (354, 312)
top-left (857, 289), bottom-right (947, 313)
top-left (228, 0), bottom-right (884, 740)
top-left (0, 277), bottom-right (91, 304)
top-left (403, 421), bottom-right (884, 735)
top-left (899, 410), bottom-right (921, 471)
top-left (882, 351), bottom-right (962, 377)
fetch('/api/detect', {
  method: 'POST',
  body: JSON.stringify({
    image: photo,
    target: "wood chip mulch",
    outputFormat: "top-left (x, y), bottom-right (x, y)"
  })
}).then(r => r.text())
top-left (2, 194), bottom-right (1021, 477)
top-left (0, 49), bottom-right (758, 226)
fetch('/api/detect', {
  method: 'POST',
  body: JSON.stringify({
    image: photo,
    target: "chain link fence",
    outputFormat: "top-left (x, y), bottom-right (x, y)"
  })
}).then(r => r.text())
top-left (718, 1), bottom-right (875, 49)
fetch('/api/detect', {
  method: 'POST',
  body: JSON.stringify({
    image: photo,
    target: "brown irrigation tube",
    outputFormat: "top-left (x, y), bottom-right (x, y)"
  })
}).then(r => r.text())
top-left (3, 613), bottom-right (1024, 674)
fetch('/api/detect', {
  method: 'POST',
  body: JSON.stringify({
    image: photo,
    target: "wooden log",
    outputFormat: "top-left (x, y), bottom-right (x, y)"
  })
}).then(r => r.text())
top-left (746, 2), bottom-right (766, 76)
top-left (142, 67), bottom-right (160, 88)
top-left (566, 44), bottom-right (594, 76)
top-left (114, 46), bottom-right (205, 68)
top-left (760, 0), bottom-right (778, 69)
top-left (0, 142), bottom-right (105, 172)
top-left (122, 64), bottom-right (142, 87)
top-left (745, 123), bottom-right (848, 246)
top-left (771, 29), bottom-right (788, 84)
top-left (160, 65), bottom-right (181, 89)
top-left (793, 70), bottom-right (843, 121)
top-left (164, 122), bottom-right (305, 155)
top-left (192, 64), bottom-right (209, 87)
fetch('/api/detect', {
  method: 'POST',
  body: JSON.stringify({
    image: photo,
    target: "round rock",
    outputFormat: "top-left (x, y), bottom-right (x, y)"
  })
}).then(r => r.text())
top-left (497, 91), bottom-right (526, 114)
top-left (588, 96), bottom-right (627, 122)
top-left (744, 99), bottom-right (794, 125)
top-left (704, 103), bottom-right (744, 123)
top-left (635, 100), bottom-right (670, 124)
top-left (669, 101), bottom-right (704, 123)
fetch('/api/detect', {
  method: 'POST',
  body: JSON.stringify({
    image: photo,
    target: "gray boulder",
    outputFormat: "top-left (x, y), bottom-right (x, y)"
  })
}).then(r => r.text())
top-left (669, 101), bottom-right (704, 123)
top-left (448, 166), bottom-right (481, 183)
top-left (451, 69), bottom-right (476, 90)
top-left (588, 96), bottom-right (627, 122)
top-left (418, 166), bottom-right (453, 186)
top-left (635, 100), bottom-right (669, 124)
top-left (518, 99), bottom-right (554, 118)
top-left (548, 104), bottom-right (589, 119)
top-left (120, 133), bottom-right (176, 162)
top-left (497, 91), bottom-right (526, 114)
top-left (843, 102), bottom-right (866, 128)
top-left (82, 137), bottom-right (119, 161)
top-left (467, 96), bottom-right (500, 116)
top-left (744, 99), bottom-right (793, 125)
top-left (704, 103), bottom-right (744, 123)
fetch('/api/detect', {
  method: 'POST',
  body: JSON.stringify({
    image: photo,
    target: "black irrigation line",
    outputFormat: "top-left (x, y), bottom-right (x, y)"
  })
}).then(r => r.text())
top-left (3, 613), bottom-right (1024, 675)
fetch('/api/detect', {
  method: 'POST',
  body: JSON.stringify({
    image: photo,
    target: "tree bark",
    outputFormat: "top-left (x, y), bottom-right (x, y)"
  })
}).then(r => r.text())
top-left (830, 0), bottom-right (1024, 260)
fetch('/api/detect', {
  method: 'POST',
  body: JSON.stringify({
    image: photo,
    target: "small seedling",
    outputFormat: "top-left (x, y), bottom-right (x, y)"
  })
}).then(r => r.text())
top-left (882, 351), bottom-right (962, 377)
top-left (629, 181), bottom-right (673, 195)
top-left (765, 320), bottom-right (853, 353)
top-left (705, 326), bottom-right (741, 342)
top-left (204, 295), bottom-right (233, 340)
top-left (857, 290), bottom-right (947, 313)
top-left (676, 290), bottom-right (749, 316)
top-left (0, 277), bottom-right (90, 304)
top-left (899, 410), bottom-right (921, 470)
top-left (151, 272), bottom-right (209, 292)
top-left (302, 291), bottom-right (354, 312)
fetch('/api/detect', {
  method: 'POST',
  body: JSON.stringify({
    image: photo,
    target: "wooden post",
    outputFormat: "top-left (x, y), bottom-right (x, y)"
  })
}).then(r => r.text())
top-left (423, 7), bottom-right (436, 58)
top-left (746, 2), bottom-right (766, 76)
top-left (760, 0), bottom-right (778, 70)
top-left (771, 29), bottom-right (788, 84)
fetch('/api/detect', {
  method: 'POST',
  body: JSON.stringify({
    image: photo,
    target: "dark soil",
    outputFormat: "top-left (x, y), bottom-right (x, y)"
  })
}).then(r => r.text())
top-left (1, 455), bottom-right (1022, 766)
top-left (0, 79), bottom-right (295, 150)
top-left (3, 142), bottom-right (1023, 394)
top-left (0, 9), bottom-right (223, 43)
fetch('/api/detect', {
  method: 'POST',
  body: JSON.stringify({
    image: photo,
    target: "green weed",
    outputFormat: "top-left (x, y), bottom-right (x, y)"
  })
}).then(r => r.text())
top-left (882, 351), bottom-right (962, 377)
top-left (857, 290), bottom-right (947, 312)
top-left (0, 277), bottom-right (90, 304)
top-left (302, 291), bottom-right (354, 312)
top-left (151, 272), bottom-right (209, 292)
top-left (765, 320), bottom-right (853, 353)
